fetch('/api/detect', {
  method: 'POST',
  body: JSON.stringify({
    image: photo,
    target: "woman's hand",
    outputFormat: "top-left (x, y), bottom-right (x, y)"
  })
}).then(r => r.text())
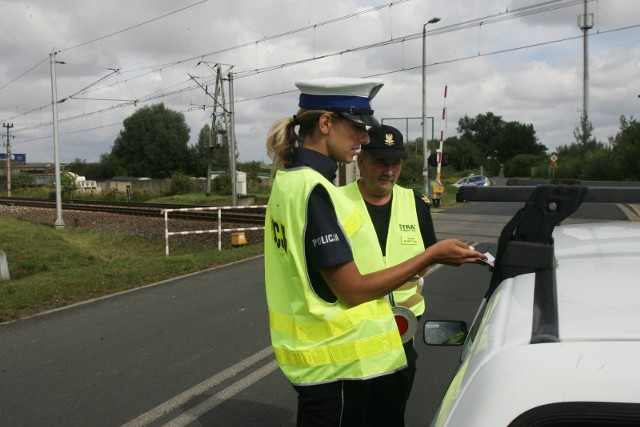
top-left (427, 239), bottom-right (487, 266)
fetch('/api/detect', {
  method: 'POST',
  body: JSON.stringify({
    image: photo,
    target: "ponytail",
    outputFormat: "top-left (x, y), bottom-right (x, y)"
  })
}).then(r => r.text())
top-left (266, 116), bottom-right (298, 170)
top-left (266, 109), bottom-right (336, 172)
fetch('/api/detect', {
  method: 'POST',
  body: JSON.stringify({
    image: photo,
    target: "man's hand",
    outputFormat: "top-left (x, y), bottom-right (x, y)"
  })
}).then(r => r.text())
top-left (428, 239), bottom-right (487, 266)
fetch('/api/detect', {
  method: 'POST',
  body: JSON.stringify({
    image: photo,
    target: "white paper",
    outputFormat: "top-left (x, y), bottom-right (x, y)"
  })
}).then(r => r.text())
top-left (477, 252), bottom-right (495, 268)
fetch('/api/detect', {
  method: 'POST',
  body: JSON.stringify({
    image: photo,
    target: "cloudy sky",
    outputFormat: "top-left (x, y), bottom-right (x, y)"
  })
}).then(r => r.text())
top-left (1, 0), bottom-right (639, 167)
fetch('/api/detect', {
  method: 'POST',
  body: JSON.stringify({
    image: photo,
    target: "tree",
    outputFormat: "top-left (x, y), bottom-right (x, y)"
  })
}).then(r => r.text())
top-left (610, 115), bottom-right (640, 180)
top-left (397, 151), bottom-right (424, 187)
top-left (457, 112), bottom-right (546, 166)
top-left (188, 124), bottom-right (229, 177)
top-left (110, 103), bottom-right (190, 178)
top-left (439, 136), bottom-right (483, 172)
top-left (67, 158), bottom-right (89, 176)
top-left (492, 122), bottom-right (546, 164)
top-left (237, 160), bottom-right (267, 185)
top-left (60, 172), bottom-right (78, 197)
top-left (554, 115), bottom-right (612, 180)
top-left (574, 114), bottom-right (596, 146)
top-left (67, 158), bottom-right (109, 180)
top-left (97, 153), bottom-right (127, 179)
top-left (457, 112), bottom-right (504, 159)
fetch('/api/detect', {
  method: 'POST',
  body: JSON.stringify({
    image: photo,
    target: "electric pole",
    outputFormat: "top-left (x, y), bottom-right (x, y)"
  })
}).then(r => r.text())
top-left (578, 0), bottom-right (594, 124)
top-left (50, 49), bottom-right (65, 228)
top-left (2, 123), bottom-right (13, 197)
top-left (189, 63), bottom-right (237, 205)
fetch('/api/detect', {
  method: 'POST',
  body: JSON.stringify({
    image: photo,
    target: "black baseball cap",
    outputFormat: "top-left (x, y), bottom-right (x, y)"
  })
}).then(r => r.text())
top-left (362, 124), bottom-right (408, 159)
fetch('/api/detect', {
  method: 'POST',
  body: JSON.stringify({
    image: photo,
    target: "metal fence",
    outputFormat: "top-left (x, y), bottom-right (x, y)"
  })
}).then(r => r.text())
top-left (161, 205), bottom-right (266, 256)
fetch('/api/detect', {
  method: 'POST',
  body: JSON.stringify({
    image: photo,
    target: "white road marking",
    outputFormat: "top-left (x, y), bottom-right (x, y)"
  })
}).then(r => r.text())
top-left (163, 359), bottom-right (280, 427)
top-left (122, 345), bottom-right (275, 426)
top-left (123, 246), bottom-right (480, 426)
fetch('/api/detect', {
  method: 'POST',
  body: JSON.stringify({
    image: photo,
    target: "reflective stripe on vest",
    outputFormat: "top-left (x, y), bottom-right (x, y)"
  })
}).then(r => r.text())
top-left (274, 330), bottom-right (402, 367)
top-left (269, 298), bottom-right (392, 341)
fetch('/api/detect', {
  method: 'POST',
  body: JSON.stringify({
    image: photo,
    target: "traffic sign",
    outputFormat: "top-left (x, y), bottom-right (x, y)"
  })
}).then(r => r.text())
top-left (550, 154), bottom-right (558, 162)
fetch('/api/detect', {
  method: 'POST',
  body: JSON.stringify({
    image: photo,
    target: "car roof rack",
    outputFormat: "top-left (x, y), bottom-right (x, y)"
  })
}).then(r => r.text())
top-left (456, 180), bottom-right (640, 344)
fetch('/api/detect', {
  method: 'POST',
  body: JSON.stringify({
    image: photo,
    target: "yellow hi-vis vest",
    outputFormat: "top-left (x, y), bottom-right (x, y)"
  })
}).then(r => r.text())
top-left (341, 182), bottom-right (426, 317)
top-left (264, 168), bottom-right (406, 385)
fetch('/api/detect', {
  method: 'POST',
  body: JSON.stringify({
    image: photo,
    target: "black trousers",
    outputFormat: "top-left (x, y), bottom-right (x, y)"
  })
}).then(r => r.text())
top-left (368, 340), bottom-right (418, 427)
top-left (294, 379), bottom-right (372, 427)
top-left (293, 340), bottom-right (418, 427)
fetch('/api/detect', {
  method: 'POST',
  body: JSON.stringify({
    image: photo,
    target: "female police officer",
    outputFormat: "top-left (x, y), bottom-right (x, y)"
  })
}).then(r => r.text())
top-left (264, 77), bottom-right (483, 426)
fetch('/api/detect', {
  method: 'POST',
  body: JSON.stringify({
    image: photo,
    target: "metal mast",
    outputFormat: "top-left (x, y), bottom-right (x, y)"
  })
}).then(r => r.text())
top-left (578, 0), bottom-right (594, 121)
top-left (2, 122), bottom-right (13, 197)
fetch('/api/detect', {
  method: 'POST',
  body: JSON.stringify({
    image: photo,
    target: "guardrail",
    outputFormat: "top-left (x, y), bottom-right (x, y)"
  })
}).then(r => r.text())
top-left (161, 205), bottom-right (266, 256)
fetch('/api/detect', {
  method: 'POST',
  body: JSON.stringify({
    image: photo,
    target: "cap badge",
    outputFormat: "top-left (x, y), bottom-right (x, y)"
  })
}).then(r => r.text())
top-left (384, 133), bottom-right (395, 146)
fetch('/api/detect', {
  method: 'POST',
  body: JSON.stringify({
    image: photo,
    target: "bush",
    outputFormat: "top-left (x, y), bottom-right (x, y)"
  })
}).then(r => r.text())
top-left (398, 154), bottom-right (424, 187)
top-left (213, 173), bottom-right (232, 195)
top-left (170, 172), bottom-right (195, 195)
top-left (128, 190), bottom-right (153, 202)
top-left (581, 150), bottom-right (623, 181)
top-left (101, 189), bottom-right (124, 202)
top-left (504, 154), bottom-right (546, 177)
top-left (8, 173), bottom-right (38, 189)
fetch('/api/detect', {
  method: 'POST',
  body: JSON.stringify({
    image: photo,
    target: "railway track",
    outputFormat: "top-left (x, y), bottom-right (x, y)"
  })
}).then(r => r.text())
top-left (0, 197), bottom-right (266, 225)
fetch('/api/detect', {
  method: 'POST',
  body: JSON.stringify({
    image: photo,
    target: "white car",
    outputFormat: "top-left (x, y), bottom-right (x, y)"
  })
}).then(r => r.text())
top-left (425, 183), bottom-right (640, 426)
top-left (451, 174), bottom-right (490, 188)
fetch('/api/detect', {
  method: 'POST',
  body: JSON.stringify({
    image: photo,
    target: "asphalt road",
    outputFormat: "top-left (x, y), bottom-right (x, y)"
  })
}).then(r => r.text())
top-left (0, 197), bottom-right (635, 426)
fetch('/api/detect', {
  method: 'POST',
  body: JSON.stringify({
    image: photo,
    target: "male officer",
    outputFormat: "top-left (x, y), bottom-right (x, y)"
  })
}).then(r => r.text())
top-left (340, 124), bottom-right (437, 425)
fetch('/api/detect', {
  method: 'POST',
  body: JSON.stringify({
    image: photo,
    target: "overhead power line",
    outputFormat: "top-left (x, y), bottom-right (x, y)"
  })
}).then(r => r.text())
top-left (59, 0), bottom-right (210, 53)
top-left (1, 0), bottom-right (630, 141)
top-left (0, 56), bottom-right (49, 92)
top-left (12, 21), bottom-right (635, 146)
top-left (0, 0), bottom-right (209, 94)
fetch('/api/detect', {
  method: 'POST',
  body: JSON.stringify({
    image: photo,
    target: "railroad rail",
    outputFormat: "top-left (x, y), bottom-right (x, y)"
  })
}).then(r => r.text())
top-left (0, 197), bottom-right (266, 225)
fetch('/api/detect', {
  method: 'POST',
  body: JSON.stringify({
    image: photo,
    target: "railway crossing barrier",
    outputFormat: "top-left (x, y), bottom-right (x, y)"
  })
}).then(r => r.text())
top-left (161, 205), bottom-right (266, 256)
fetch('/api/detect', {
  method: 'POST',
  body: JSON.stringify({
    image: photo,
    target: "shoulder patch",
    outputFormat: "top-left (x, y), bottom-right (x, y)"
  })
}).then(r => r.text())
top-left (418, 191), bottom-right (431, 206)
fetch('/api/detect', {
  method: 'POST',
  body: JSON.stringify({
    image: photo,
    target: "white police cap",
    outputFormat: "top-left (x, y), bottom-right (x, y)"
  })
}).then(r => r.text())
top-left (295, 77), bottom-right (384, 127)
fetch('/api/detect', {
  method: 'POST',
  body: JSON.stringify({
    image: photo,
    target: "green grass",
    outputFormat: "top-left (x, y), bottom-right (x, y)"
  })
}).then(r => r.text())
top-left (0, 217), bottom-right (263, 323)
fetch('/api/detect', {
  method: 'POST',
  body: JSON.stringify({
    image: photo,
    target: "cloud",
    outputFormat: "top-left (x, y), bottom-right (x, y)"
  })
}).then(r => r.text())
top-left (0, 0), bottom-right (638, 167)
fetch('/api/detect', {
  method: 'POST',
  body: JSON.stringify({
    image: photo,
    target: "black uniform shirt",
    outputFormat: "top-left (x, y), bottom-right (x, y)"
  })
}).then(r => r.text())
top-left (287, 148), bottom-right (353, 303)
top-left (363, 189), bottom-right (437, 256)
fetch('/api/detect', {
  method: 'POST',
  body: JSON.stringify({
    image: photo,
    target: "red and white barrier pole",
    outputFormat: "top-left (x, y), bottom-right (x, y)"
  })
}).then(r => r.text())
top-left (436, 85), bottom-right (447, 180)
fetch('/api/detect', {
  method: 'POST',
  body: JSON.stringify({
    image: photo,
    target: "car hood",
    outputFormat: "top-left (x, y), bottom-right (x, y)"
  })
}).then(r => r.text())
top-left (554, 222), bottom-right (640, 342)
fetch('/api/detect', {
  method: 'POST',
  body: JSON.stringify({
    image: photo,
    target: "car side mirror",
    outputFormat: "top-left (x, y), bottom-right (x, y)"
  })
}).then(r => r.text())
top-left (423, 320), bottom-right (468, 346)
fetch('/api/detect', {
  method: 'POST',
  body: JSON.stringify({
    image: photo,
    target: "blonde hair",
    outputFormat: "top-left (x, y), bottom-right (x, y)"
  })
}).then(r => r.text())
top-left (266, 109), bottom-right (339, 170)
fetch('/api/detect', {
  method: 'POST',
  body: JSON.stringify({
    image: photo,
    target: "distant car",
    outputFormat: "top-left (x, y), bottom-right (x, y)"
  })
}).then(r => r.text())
top-left (424, 182), bottom-right (640, 427)
top-left (451, 174), bottom-right (490, 188)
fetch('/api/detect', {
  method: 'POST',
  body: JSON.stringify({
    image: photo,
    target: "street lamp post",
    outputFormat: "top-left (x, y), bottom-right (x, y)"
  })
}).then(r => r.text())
top-left (422, 17), bottom-right (441, 198)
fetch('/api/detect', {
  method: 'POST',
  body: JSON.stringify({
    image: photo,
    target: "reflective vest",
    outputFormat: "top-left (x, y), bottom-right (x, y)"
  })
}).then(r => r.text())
top-left (341, 182), bottom-right (426, 316)
top-left (265, 167), bottom-right (406, 385)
